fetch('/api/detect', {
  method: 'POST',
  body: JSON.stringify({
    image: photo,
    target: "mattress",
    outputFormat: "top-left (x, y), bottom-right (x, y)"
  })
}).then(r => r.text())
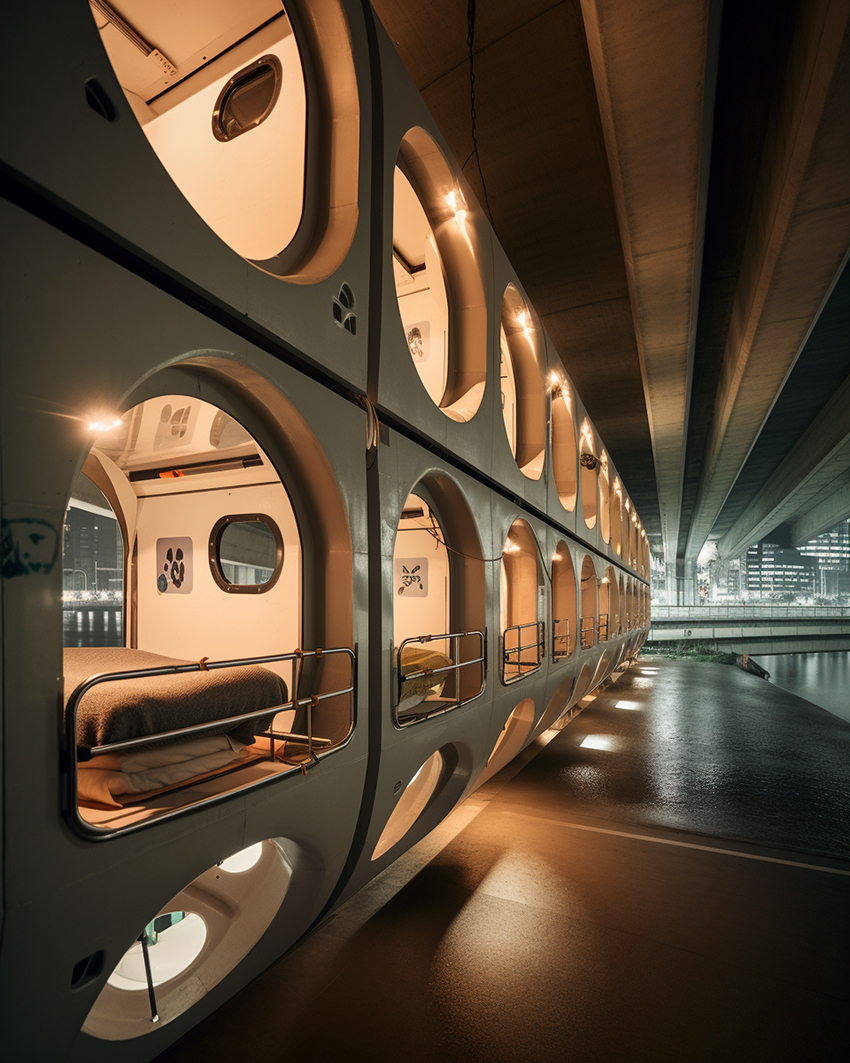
top-left (64, 647), bottom-right (289, 749)
top-left (76, 733), bottom-right (257, 808)
top-left (398, 644), bottom-right (451, 712)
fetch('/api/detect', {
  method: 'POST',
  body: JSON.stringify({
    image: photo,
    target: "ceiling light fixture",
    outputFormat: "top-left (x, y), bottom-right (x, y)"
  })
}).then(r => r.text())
top-left (88, 417), bottom-right (122, 433)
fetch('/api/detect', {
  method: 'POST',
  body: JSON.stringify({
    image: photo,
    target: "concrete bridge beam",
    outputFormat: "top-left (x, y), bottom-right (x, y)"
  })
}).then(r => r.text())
top-left (716, 372), bottom-right (850, 560)
top-left (789, 467), bottom-right (850, 545)
top-left (684, 1), bottom-right (850, 564)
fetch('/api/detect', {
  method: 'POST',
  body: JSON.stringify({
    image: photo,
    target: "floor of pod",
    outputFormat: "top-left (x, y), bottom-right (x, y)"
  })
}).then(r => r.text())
top-left (155, 657), bottom-right (850, 1063)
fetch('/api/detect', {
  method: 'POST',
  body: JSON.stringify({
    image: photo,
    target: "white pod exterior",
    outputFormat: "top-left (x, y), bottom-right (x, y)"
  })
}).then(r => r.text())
top-left (0, 3), bottom-right (649, 1060)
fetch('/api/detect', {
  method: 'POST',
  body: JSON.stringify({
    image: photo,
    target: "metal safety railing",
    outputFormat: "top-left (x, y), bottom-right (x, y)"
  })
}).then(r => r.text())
top-left (502, 620), bottom-right (544, 682)
top-left (552, 617), bottom-right (571, 661)
top-left (650, 604), bottom-right (850, 620)
top-left (598, 613), bottom-right (609, 642)
top-left (64, 645), bottom-right (356, 839)
top-left (396, 631), bottom-right (485, 724)
top-left (580, 616), bottom-right (596, 649)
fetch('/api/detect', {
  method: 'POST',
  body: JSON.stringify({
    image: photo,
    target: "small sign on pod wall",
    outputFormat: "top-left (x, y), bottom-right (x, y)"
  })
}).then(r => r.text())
top-left (394, 557), bottom-right (429, 596)
top-left (156, 537), bottom-right (193, 594)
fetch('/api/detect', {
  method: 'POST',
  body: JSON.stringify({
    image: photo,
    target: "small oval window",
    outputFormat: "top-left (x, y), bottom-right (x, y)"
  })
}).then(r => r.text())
top-left (213, 56), bottom-right (282, 143)
top-left (210, 515), bottom-right (283, 592)
top-left (107, 912), bottom-right (207, 991)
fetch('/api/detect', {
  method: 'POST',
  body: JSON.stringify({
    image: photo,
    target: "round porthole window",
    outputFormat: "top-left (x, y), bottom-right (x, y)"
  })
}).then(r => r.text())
top-left (210, 514), bottom-right (283, 592)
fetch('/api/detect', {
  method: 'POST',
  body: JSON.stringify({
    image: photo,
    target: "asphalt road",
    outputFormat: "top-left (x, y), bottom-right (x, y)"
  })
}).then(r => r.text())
top-left (155, 658), bottom-right (850, 1063)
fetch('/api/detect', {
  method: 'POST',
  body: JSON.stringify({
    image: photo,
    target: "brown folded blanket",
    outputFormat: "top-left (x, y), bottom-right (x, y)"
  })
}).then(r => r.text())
top-left (64, 647), bottom-right (288, 748)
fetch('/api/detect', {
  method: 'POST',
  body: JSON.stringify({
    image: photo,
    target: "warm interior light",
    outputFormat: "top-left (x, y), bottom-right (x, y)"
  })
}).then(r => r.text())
top-left (600, 576), bottom-right (610, 585)
top-left (88, 417), bottom-right (122, 433)
top-left (552, 552), bottom-right (562, 562)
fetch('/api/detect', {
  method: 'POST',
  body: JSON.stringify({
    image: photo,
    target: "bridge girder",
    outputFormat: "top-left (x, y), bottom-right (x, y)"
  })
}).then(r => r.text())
top-left (716, 372), bottom-right (850, 560)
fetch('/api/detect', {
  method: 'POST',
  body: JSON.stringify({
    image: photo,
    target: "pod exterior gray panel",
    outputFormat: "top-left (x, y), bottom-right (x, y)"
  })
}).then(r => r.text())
top-left (0, 1), bottom-right (373, 393)
top-left (0, 200), bottom-right (370, 1062)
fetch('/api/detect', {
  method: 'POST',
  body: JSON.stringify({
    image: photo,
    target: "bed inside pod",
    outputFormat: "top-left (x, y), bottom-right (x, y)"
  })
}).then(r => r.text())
top-left (579, 555), bottom-right (598, 650)
top-left (551, 543), bottom-right (577, 660)
top-left (500, 520), bottom-right (544, 682)
top-left (392, 490), bottom-right (484, 724)
top-left (64, 393), bottom-right (353, 833)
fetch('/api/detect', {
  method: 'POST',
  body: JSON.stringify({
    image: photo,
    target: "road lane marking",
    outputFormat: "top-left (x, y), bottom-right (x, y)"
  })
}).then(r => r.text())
top-left (501, 811), bottom-right (850, 876)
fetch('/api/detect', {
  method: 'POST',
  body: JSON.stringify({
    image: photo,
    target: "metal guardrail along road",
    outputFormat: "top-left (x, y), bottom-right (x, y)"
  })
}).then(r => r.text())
top-left (650, 605), bottom-right (850, 620)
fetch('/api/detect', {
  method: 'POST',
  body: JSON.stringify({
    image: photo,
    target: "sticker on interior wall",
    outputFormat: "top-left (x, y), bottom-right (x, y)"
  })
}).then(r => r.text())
top-left (395, 557), bottom-right (429, 596)
top-left (1, 519), bottom-right (58, 578)
top-left (156, 537), bottom-right (193, 594)
top-left (406, 321), bottom-right (430, 362)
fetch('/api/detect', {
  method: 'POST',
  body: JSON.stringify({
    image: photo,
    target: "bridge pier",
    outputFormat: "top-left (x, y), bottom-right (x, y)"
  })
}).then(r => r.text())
top-left (666, 558), bottom-right (700, 606)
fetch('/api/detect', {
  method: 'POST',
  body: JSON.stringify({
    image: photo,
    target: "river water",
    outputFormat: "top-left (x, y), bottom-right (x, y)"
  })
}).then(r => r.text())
top-left (756, 651), bottom-right (850, 724)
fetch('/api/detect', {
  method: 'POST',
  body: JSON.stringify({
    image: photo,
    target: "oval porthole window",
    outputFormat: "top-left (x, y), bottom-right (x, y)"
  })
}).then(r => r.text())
top-left (107, 912), bottom-right (207, 991)
top-left (210, 514), bottom-right (283, 592)
top-left (392, 129), bottom-right (488, 422)
top-left (218, 842), bottom-right (264, 874)
top-left (372, 750), bottom-right (445, 860)
top-left (213, 55), bottom-right (282, 142)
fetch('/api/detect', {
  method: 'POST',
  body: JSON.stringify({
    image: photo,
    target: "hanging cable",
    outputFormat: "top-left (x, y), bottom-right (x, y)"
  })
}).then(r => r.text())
top-left (407, 515), bottom-right (553, 585)
top-left (409, 515), bottom-right (503, 563)
top-left (464, 1), bottom-right (497, 234)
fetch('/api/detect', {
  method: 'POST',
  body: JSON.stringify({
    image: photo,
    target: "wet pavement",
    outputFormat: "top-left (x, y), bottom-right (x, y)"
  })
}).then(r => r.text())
top-left (155, 658), bottom-right (850, 1063)
top-left (515, 657), bottom-right (850, 860)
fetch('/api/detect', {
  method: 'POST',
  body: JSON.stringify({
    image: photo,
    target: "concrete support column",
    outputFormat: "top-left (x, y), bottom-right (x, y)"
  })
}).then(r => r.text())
top-left (679, 557), bottom-right (699, 606)
top-left (665, 558), bottom-right (699, 604)
top-left (665, 560), bottom-right (678, 605)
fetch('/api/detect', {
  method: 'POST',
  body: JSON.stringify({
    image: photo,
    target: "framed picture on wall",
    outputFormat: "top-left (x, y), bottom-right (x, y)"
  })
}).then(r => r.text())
top-left (394, 557), bottom-right (429, 596)
top-left (406, 320), bottom-right (430, 363)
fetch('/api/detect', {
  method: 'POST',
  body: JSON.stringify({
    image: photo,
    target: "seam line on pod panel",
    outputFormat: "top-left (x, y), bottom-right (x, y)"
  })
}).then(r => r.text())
top-left (0, 165), bottom-right (648, 586)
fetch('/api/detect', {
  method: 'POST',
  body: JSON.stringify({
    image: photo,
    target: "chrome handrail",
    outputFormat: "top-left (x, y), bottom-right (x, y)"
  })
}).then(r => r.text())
top-left (580, 616), bottom-right (595, 649)
top-left (598, 613), bottom-right (609, 642)
top-left (64, 645), bottom-right (356, 839)
top-left (396, 630), bottom-right (485, 724)
top-left (502, 620), bottom-right (544, 682)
